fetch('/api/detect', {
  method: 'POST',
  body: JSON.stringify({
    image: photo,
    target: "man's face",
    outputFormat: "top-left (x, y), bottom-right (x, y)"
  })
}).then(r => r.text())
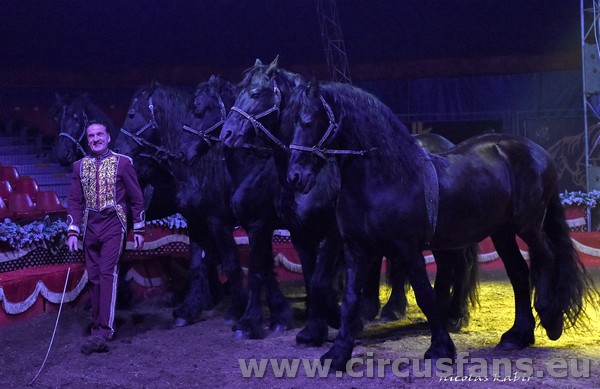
top-left (86, 123), bottom-right (111, 155)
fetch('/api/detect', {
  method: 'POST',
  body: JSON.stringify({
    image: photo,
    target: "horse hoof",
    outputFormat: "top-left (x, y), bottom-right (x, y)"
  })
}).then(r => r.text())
top-left (271, 324), bottom-right (289, 333)
top-left (424, 344), bottom-right (456, 361)
top-left (544, 320), bottom-right (563, 341)
top-left (233, 330), bottom-right (245, 339)
top-left (497, 331), bottom-right (534, 350)
top-left (379, 311), bottom-right (400, 322)
top-left (172, 317), bottom-right (190, 328)
top-left (321, 349), bottom-right (349, 372)
top-left (446, 317), bottom-right (467, 333)
top-left (296, 326), bottom-right (325, 346)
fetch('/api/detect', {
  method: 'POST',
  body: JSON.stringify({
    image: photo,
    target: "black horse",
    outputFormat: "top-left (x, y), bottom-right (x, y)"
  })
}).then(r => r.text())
top-left (282, 79), bottom-right (595, 369)
top-left (51, 93), bottom-right (118, 167)
top-left (180, 72), bottom-right (341, 343)
top-left (220, 60), bottom-right (479, 331)
top-left (114, 81), bottom-right (246, 325)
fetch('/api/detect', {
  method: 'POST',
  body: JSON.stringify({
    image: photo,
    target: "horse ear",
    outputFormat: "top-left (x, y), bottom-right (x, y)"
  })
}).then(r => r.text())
top-left (208, 75), bottom-right (217, 82)
top-left (306, 76), bottom-right (320, 97)
top-left (254, 59), bottom-right (263, 66)
top-left (270, 55), bottom-right (279, 67)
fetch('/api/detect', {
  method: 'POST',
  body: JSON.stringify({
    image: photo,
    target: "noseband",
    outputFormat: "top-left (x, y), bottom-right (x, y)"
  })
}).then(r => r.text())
top-left (182, 92), bottom-right (227, 148)
top-left (58, 105), bottom-right (89, 157)
top-left (119, 96), bottom-right (184, 162)
top-left (228, 80), bottom-right (286, 151)
top-left (288, 96), bottom-right (377, 160)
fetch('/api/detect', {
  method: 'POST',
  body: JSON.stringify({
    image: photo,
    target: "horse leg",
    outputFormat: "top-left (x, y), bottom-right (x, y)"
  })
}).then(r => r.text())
top-left (432, 247), bottom-right (479, 332)
top-left (490, 232), bottom-right (535, 349)
top-left (520, 229), bottom-right (562, 339)
top-left (321, 241), bottom-right (369, 370)
top-left (359, 256), bottom-right (383, 321)
top-left (207, 218), bottom-right (246, 323)
top-left (293, 225), bottom-right (342, 345)
top-left (380, 256), bottom-right (409, 322)
top-left (523, 195), bottom-right (592, 341)
top-left (234, 221), bottom-right (291, 338)
top-left (172, 240), bottom-right (215, 326)
top-left (263, 231), bottom-right (294, 333)
top-left (401, 247), bottom-right (456, 361)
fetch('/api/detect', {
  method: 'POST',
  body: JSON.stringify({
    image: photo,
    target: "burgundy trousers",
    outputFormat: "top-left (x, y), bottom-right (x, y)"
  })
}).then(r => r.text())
top-left (83, 209), bottom-right (125, 340)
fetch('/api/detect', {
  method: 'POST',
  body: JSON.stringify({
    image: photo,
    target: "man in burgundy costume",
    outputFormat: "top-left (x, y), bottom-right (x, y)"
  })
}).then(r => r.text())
top-left (67, 120), bottom-right (146, 355)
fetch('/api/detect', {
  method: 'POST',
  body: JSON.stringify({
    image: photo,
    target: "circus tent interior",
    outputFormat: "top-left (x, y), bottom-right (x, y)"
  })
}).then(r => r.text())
top-left (2, 1), bottom-right (600, 326)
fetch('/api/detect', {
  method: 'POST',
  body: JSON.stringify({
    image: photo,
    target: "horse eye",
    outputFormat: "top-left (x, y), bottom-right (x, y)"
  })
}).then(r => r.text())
top-left (300, 120), bottom-right (313, 129)
top-left (249, 89), bottom-right (260, 99)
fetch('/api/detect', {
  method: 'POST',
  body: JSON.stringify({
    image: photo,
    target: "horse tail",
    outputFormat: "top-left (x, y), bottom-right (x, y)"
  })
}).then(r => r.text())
top-left (464, 244), bottom-right (480, 309)
top-left (534, 191), bottom-right (597, 333)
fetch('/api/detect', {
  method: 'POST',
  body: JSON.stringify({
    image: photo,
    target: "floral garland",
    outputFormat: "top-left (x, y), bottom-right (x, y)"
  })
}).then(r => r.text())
top-left (0, 213), bottom-right (188, 251)
top-left (559, 190), bottom-right (600, 208)
top-left (146, 213), bottom-right (187, 230)
top-left (0, 216), bottom-right (68, 250)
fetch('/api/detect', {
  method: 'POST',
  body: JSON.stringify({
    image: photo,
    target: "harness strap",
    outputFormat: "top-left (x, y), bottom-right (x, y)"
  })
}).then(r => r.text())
top-left (229, 106), bottom-right (287, 150)
top-left (182, 93), bottom-right (228, 147)
top-left (416, 146), bottom-right (439, 245)
top-left (58, 132), bottom-right (88, 156)
top-left (288, 95), bottom-right (378, 160)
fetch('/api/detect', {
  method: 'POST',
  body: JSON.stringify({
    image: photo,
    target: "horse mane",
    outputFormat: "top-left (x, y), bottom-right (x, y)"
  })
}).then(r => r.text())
top-left (146, 83), bottom-right (234, 212)
top-left (314, 82), bottom-right (420, 180)
top-left (239, 60), bottom-right (304, 93)
top-left (193, 75), bottom-right (239, 112)
top-left (53, 92), bottom-right (117, 137)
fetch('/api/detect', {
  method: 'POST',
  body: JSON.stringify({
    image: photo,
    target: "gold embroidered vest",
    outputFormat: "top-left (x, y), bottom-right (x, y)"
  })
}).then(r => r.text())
top-left (80, 155), bottom-right (127, 230)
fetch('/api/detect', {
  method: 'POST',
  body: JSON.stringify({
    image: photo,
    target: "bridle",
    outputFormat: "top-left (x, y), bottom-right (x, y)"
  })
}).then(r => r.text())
top-left (119, 96), bottom-right (184, 162)
top-left (182, 91), bottom-right (227, 148)
top-left (227, 80), bottom-right (285, 152)
top-left (288, 95), bottom-right (377, 160)
top-left (57, 104), bottom-right (89, 157)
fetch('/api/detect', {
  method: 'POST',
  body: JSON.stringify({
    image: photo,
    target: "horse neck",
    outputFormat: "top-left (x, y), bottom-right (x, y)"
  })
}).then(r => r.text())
top-left (321, 84), bottom-right (421, 182)
top-left (224, 147), bottom-right (274, 189)
top-left (153, 97), bottom-right (190, 151)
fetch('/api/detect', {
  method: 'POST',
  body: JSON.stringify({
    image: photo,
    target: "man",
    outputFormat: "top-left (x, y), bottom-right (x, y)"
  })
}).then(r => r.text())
top-left (67, 120), bottom-right (145, 355)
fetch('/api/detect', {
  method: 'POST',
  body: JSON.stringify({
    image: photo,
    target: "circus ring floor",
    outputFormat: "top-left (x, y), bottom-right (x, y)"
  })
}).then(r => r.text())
top-left (0, 248), bottom-right (599, 387)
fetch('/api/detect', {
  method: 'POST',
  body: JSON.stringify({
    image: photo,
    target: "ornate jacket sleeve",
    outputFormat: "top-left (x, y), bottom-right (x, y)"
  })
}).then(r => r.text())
top-left (66, 161), bottom-right (84, 237)
top-left (122, 157), bottom-right (146, 234)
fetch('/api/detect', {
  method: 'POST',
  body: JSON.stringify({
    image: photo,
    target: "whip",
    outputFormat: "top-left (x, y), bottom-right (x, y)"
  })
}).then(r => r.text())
top-left (28, 251), bottom-right (74, 386)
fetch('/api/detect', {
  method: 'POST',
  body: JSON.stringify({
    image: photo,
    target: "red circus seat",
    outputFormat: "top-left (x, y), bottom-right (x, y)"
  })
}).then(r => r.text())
top-left (13, 176), bottom-right (39, 203)
top-left (8, 192), bottom-right (39, 223)
top-left (36, 190), bottom-right (67, 217)
top-left (0, 180), bottom-right (12, 203)
top-left (0, 166), bottom-right (19, 187)
top-left (0, 196), bottom-right (12, 220)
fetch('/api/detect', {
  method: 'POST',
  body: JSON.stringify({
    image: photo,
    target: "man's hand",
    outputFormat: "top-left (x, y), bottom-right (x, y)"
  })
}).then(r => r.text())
top-left (134, 233), bottom-right (144, 250)
top-left (67, 235), bottom-right (79, 252)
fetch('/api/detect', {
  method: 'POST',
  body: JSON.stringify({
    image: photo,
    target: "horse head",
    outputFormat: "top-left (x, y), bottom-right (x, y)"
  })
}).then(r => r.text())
top-left (53, 93), bottom-right (91, 166)
top-left (285, 79), bottom-right (333, 194)
top-left (53, 93), bottom-right (116, 166)
top-left (180, 75), bottom-right (237, 163)
top-left (220, 57), bottom-right (305, 151)
top-left (115, 84), bottom-right (159, 159)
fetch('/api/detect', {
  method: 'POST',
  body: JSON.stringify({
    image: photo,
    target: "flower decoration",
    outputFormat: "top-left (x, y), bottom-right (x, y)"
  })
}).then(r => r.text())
top-left (0, 216), bottom-right (68, 250)
top-left (0, 214), bottom-right (189, 251)
top-left (147, 213), bottom-right (187, 230)
top-left (559, 190), bottom-right (600, 208)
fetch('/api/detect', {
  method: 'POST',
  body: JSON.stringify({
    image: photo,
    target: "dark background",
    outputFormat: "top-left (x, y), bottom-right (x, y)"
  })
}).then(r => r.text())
top-left (0, 1), bottom-right (582, 87)
top-left (0, 1), bottom-right (590, 191)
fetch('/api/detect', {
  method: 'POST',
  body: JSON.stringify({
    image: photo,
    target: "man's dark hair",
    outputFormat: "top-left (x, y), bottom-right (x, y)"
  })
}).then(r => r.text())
top-left (85, 119), bottom-right (109, 133)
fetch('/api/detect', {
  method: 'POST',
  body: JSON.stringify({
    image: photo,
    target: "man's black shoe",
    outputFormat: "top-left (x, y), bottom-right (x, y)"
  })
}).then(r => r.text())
top-left (81, 336), bottom-right (109, 355)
